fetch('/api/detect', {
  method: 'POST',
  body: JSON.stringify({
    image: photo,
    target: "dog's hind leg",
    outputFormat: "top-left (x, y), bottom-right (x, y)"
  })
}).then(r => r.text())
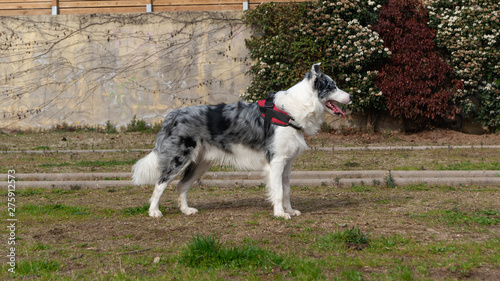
top-left (149, 182), bottom-right (169, 218)
top-left (177, 159), bottom-right (211, 215)
top-left (282, 159), bottom-right (301, 217)
top-left (148, 155), bottom-right (192, 218)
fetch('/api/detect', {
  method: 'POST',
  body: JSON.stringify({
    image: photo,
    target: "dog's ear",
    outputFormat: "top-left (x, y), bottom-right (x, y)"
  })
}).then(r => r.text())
top-left (304, 63), bottom-right (323, 81)
top-left (311, 63), bottom-right (322, 75)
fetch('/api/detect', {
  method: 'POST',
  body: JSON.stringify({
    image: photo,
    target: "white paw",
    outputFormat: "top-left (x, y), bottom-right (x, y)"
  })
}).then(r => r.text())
top-left (286, 209), bottom-right (302, 217)
top-left (149, 208), bottom-right (163, 218)
top-left (181, 207), bottom-right (199, 215)
top-left (274, 212), bottom-right (292, 220)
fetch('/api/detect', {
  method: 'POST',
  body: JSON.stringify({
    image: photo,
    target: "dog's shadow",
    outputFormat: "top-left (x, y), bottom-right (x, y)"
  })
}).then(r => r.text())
top-left (190, 195), bottom-right (359, 215)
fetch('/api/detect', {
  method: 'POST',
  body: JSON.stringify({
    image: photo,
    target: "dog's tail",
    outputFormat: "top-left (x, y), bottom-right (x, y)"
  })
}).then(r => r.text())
top-left (131, 151), bottom-right (161, 186)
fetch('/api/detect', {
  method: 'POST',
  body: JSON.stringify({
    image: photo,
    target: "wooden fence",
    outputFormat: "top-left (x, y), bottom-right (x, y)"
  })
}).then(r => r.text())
top-left (0, 0), bottom-right (309, 16)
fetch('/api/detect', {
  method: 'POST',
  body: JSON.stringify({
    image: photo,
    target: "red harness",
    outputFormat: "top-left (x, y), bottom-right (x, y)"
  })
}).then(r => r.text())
top-left (257, 93), bottom-right (301, 135)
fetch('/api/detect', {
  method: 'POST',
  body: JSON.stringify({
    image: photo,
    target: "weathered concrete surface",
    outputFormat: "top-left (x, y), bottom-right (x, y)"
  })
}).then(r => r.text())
top-left (10, 170), bottom-right (500, 189)
top-left (1, 12), bottom-right (251, 129)
top-left (3, 145), bottom-right (500, 154)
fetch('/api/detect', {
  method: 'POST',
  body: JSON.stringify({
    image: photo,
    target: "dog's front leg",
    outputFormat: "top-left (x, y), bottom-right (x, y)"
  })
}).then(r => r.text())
top-left (268, 158), bottom-right (291, 219)
top-left (283, 160), bottom-right (301, 217)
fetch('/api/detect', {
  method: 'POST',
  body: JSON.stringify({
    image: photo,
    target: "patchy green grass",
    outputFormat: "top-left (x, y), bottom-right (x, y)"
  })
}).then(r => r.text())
top-left (22, 203), bottom-right (91, 219)
top-left (2, 147), bottom-right (500, 174)
top-left (435, 160), bottom-right (500, 171)
top-left (179, 235), bottom-right (284, 270)
top-left (317, 226), bottom-right (371, 251)
top-left (415, 207), bottom-right (500, 227)
top-left (5, 182), bottom-right (499, 280)
top-left (121, 204), bottom-right (150, 216)
top-left (38, 159), bottom-right (136, 168)
top-left (14, 259), bottom-right (61, 277)
top-left (32, 146), bottom-right (51, 151)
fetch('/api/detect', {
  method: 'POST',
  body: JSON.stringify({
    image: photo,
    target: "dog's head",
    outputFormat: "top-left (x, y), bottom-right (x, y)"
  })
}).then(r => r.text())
top-left (306, 63), bottom-right (352, 118)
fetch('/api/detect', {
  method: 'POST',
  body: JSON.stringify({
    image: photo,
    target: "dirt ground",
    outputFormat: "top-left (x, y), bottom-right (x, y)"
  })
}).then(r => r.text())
top-left (15, 182), bottom-right (500, 279)
top-left (309, 128), bottom-right (500, 147)
top-left (3, 129), bottom-right (500, 279)
top-left (2, 128), bottom-right (500, 152)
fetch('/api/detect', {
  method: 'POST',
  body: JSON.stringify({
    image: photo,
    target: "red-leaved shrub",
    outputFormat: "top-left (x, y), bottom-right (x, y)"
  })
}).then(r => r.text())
top-left (372, 0), bottom-right (463, 131)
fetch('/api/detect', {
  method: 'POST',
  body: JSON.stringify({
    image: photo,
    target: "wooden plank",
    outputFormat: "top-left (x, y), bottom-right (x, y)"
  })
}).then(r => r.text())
top-left (0, 0), bottom-right (311, 15)
top-left (0, 9), bottom-right (51, 15)
top-left (59, 1), bottom-right (147, 8)
top-left (0, 0), bottom-right (49, 3)
top-left (0, 3), bottom-right (52, 10)
top-left (154, 4), bottom-right (241, 11)
top-left (59, 6), bottom-right (146, 14)
top-left (153, 0), bottom-right (241, 5)
top-left (59, 0), bottom-right (142, 1)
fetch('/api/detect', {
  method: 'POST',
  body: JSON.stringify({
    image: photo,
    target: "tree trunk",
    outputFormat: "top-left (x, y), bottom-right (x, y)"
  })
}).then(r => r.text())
top-left (366, 111), bottom-right (378, 133)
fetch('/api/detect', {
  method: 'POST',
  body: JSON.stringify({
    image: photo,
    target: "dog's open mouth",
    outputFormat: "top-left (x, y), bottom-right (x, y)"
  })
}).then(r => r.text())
top-left (326, 100), bottom-right (346, 118)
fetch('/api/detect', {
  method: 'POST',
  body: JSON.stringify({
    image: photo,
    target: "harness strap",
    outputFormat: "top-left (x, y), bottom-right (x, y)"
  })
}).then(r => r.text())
top-left (258, 92), bottom-right (302, 136)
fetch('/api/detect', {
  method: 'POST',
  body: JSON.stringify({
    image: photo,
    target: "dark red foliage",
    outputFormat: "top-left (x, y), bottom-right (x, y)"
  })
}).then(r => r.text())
top-left (372, 0), bottom-right (463, 130)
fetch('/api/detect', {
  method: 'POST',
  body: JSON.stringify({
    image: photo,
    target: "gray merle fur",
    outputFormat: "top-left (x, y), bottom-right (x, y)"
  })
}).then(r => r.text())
top-left (154, 101), bottom-right (275, 184)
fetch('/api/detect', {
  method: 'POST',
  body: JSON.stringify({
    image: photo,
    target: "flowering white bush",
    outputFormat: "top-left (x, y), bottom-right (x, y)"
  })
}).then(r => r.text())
top-left (427, 0), bottom-right (500, 131)
top-left (244, 0), bottom-right (390, 122)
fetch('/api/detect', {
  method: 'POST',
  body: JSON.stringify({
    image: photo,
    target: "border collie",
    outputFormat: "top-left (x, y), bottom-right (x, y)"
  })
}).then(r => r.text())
top-left (132, 63), bottom-right (351, 219)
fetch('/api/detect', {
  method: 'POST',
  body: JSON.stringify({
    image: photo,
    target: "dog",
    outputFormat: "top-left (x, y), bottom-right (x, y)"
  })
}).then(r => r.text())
top-left (132, 63), bottom-right (352, 219)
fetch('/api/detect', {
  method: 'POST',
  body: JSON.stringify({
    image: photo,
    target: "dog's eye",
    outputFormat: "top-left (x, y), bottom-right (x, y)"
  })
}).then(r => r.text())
top-left (329, 81), bottom-right (337, 91)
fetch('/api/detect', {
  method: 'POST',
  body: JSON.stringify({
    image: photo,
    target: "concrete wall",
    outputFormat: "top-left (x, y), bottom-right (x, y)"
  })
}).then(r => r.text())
top-left (1, 12), bottom-right (251, 129)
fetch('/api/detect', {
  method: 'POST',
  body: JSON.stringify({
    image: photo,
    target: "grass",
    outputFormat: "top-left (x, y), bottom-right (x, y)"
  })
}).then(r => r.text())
top-left (417, 207), bottom-right (500, 226)
top-left (435, 160), bottom-right (500, 170)
top-left (15, 259), bottom-right (60, 277)
top-left (22, 203), bottom-right (91, 218)
top-left (333, 227), bottom-right (370, 246)
top-left (6, 183), bottom-right (500, 280)
top-left (38, 159), bottom-right (137, 168)
top-left (2, 146), bottom-right (500, 174)
top-left (32, 146), bottom-right (50, 151)
top-left (317, 227), bottom-right (370, 250)
top-left (179, 235), bottom-right (284, 269)
top-left (121, 203), bottom-right (150, 216)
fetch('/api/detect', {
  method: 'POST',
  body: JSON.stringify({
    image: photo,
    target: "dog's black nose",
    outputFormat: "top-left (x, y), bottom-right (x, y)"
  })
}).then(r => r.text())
top-left (349, 94), bottom-right (353, 101)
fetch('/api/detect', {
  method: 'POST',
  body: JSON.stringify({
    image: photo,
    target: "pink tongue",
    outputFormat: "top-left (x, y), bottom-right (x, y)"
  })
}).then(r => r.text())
top-left (329, 102), bottom-right (346, 118)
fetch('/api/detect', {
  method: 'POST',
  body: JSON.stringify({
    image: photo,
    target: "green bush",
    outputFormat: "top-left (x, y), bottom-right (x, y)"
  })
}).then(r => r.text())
top-left (126, 115), bottom-right (148, 132)
top-left (103, 120), bottom-right (118, 133)
top-left (427, 0), bottom-right (500, 131)
top-left (126, 115), bottom-right (162, 133)
top-left (243, 0), bottom-right (390, 130)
